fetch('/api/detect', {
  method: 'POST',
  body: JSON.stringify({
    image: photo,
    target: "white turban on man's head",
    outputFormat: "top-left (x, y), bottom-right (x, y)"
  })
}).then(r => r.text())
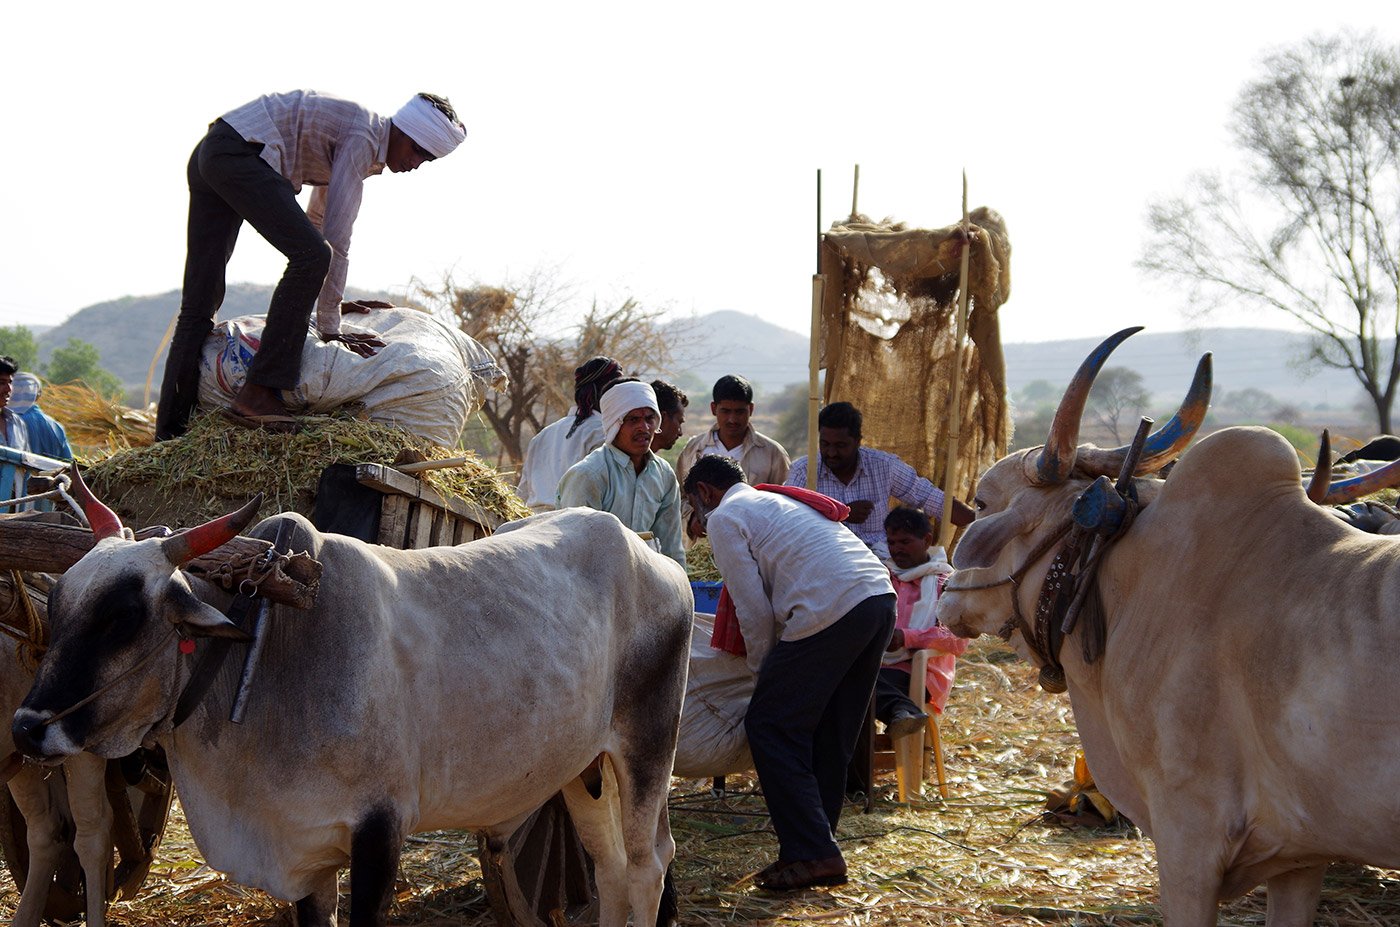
top-left (393, 94), bottom-right (466, 159)
top-left (600, 381), bottom-right (659, 444)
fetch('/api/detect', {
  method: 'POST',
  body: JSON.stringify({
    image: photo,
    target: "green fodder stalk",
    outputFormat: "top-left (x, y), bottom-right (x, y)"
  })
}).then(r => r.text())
top-left (84, 411), bottom-right (531, 529)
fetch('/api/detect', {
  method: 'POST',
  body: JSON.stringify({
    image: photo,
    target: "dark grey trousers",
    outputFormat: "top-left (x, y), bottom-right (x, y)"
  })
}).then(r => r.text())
top-left (745, 592), bottom-right (895, 861)
top-left (155, 119), bottom-right (332, 439)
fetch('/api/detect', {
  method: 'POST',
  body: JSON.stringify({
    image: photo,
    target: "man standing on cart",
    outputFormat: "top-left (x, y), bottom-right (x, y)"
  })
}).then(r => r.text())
top-left (156, 90), bottom-right (467, 439)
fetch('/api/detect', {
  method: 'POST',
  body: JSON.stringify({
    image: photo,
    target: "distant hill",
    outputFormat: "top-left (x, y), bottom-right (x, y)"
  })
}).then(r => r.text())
top-left (36, 283), bottom-right (396, 391)
top-left (30, 289), bottom-right (1367, 415)
top-left (1001, 328), bottom-right (1363, 411)
top-left (663, 310), bottom-right (809, 395)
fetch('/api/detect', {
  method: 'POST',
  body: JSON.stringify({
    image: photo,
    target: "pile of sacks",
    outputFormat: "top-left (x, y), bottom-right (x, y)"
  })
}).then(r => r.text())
top-left (197, 306), bottom-right (506, 447)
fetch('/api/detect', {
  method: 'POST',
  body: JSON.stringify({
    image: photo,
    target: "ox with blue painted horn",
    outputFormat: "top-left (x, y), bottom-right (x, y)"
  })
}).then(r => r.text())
top-left (936, 331), bottom-right (1400, 923)
top-left (12, 486), bottom-right (694, 927)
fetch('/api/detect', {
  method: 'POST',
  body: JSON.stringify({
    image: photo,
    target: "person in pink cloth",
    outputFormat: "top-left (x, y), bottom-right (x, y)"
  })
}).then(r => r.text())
top-left (877, 506), bottom-right (967, 736)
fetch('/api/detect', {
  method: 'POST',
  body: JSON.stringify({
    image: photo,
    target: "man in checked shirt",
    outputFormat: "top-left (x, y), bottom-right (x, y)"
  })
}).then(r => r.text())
top-left (155, 90), bottom-right (466, 439)
top-left (786, 401), bottom-right (974, 561)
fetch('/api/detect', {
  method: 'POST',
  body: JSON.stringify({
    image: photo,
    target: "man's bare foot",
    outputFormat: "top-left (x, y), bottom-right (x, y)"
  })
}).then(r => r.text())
top-left (230, 382), bottom-right (288, 419)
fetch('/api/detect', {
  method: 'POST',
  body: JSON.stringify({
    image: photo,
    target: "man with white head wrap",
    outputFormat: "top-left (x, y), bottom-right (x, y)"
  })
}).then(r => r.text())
top-left (557, 378), bottom-right (686, 566)
top-left (156, 90), bottom-right (467, 440)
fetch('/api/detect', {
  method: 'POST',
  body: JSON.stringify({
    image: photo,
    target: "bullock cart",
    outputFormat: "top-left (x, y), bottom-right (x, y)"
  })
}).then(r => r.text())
top-left (2, 445), bottom-right (655, 927)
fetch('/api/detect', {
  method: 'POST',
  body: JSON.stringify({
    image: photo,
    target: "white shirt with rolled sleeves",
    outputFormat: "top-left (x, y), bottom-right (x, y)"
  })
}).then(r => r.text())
top-left (706, 482), bottom-right (894, 675)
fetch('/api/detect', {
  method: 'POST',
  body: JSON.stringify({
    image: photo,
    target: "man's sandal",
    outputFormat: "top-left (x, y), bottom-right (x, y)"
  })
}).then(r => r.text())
top-left (755, 855), bottom-right (848, 891)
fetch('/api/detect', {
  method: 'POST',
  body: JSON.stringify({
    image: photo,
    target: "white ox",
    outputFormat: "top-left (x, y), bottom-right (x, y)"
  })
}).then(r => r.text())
top-left (937, 328), bottom-right (1400, 926)
top-left (11, 493), bottom-right (693, 927)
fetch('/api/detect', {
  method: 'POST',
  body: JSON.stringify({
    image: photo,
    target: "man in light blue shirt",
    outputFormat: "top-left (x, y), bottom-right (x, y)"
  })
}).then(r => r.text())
top-left (557, 378), bottom-right (685, 566)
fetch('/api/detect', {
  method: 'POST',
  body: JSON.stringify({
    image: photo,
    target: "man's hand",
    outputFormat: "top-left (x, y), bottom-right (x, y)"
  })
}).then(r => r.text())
top-left (341, 299), bottom-right (394, 314)
top-left (686, 512), bottom-right (707, 540)
top-left (845, 499), bottom-right (875, 524)
top-left (886, 628), bottom-right (905, 652)
top-left (320, 331), bottom-right (387, 358)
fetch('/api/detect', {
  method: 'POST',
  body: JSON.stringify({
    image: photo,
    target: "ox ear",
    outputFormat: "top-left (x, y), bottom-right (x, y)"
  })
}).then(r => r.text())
top-left (951, 507), bottom-right (1032, 571)
top-left (162, 575), bottom-right (253, 642)
top-left (178, 601), bottom-right (253, 642)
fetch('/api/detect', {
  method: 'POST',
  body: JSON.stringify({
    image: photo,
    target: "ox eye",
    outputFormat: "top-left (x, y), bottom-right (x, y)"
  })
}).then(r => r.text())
top-left (975, 498), bottom-right (987, 512)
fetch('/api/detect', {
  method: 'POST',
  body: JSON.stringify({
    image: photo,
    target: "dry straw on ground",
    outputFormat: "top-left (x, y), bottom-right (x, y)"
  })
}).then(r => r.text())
top-left (4, 639), bottom-right (1398, 925)
top-left (40, 381), bottom-right (157, 453)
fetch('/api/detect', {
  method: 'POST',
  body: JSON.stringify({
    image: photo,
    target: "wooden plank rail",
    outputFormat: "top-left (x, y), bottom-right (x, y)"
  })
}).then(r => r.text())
top-left (0, 519), bottom-right (320, 608)
top-left (354, 463), bottom-right (503, 538)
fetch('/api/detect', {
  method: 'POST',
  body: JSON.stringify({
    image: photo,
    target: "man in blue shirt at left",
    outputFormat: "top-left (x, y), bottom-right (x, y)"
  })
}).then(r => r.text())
top-left (557, 378), bottom-right (685, 566)
top-left (9, 374), bottom-right (72, 461)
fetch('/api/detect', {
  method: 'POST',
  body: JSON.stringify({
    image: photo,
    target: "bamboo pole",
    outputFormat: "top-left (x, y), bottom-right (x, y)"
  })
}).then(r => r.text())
top-left (850, 163), bottom-right (860, 219)
top-left (808, 169), bottom-right (824, 490)
top-left (937, 172), bottom-right (973, 550)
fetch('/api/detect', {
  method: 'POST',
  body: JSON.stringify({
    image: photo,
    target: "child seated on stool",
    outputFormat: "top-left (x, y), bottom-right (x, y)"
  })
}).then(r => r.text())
top-left (878, 507), bottom-right (967, 736)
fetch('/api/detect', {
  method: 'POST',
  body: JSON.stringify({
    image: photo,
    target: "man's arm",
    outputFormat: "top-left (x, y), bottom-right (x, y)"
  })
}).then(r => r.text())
top-left (312, 139), bottom-right (377, 337)
top-left (707, 512), bottom-right (778, 675)
top-left (652, 472), bottom-right (686, 566)
top-left (886, 453), bottom-right (946, 520)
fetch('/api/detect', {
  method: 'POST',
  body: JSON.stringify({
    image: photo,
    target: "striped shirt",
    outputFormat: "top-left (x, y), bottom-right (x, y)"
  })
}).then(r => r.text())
top-left (786, 447), bottom-right (945, 553)
top-left (221, 90), bottom-right (391, 335)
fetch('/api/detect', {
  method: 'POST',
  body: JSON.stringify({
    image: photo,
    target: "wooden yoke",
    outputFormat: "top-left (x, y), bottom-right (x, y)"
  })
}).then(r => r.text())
top-left (0, 516), bottom-right (321, 609)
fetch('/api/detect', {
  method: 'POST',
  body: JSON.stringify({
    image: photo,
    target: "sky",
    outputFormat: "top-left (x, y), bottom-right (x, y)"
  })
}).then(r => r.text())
top-left (2, 1), bottom-right (1395, 347)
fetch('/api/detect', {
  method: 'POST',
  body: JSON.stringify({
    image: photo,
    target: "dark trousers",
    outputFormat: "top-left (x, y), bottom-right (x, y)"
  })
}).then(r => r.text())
top-left (155, 120), bottom-right (332, 439)
top-left (874, 667), bottom-right (927, 724)
top-left (745, 593), bottom-right (896, 862)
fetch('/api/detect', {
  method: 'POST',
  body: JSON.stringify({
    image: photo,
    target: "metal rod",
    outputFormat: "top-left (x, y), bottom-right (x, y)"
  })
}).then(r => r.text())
top-left (229, 519), bottom-right (294, 724)
top-left (1060, 417), bottom-right (1153, 636)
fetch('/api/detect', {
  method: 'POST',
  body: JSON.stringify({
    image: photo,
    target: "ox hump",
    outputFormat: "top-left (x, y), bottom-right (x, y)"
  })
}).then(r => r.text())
top-left (1164, 426), bottom-right (1302, 499)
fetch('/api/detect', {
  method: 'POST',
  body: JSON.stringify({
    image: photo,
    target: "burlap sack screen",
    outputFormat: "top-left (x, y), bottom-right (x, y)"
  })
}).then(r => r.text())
top-left (818, 207), bottom-right (1012, 511)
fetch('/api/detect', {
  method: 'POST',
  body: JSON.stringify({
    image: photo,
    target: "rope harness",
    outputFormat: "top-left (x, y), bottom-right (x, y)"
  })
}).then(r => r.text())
top-left (0, 572), bottom-right (49, 671)
top-left (35, 546), bottom-right (292, 732)
top-left (943, 489), bottom-right (1143, 693)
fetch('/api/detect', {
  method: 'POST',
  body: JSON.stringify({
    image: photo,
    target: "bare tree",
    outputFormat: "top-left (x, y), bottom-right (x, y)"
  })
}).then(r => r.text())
top-left (1141, 33), bottom-right (1400, 431)
top-left (415, 269), bottom-right (677, 465)
top-left (1087, 367), bottom-right (1150, 445)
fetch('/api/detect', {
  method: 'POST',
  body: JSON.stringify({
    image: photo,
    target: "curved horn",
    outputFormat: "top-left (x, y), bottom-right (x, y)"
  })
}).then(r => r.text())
top-left (1076, 353), bottom-right (1214, 478)
top-left (161, 494), bottom-right (265, 566)
top-left (68, 465), bottom-right (124, 540)
top-left (1319, 454), bottom-right (1400, 506)
top-left (1306, 430), bottom-right (1332, 504)
top-left (1030, 326), bottom-right (1144, 485)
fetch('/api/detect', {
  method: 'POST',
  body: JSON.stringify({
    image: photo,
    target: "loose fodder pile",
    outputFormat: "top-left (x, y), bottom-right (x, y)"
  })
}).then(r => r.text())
top-left (39, 380), bottom-right (158, 453)
top-left (82, 411), bottom-right (531, 529)
top-left (6, 639), bottom-right (1398, 926)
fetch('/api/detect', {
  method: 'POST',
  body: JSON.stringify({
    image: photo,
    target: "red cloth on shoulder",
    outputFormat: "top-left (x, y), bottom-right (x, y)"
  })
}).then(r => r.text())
top-left (709, 484), bottom-right (851, 656)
